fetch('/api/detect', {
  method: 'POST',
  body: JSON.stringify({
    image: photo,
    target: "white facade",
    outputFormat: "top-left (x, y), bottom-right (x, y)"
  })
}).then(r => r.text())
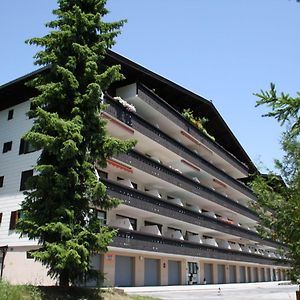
top-left (0, 57), bottom-right (289, 286)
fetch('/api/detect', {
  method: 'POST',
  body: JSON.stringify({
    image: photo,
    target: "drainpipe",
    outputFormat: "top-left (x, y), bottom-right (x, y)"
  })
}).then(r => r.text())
top-left (0, 246), bottom-right (8, 279)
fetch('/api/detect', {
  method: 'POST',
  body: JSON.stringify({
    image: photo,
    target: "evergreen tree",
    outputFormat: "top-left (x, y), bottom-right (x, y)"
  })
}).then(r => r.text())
top-left (17, 0), bottom-right (135, 286)
top-left (252, 84), bottom-right (300, 279)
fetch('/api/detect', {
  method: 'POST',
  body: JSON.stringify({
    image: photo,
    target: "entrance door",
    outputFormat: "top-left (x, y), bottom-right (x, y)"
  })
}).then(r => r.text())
top-left (115, 255), bottom-right (134, 287)
top-left (144, 258), bottom-right (160, 286)
top-left (187, 262), bottom-right (198, 284)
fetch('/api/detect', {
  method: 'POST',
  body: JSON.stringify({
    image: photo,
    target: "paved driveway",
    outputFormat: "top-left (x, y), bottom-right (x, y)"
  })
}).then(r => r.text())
top-left (124, 282), bottom-right (299, 300)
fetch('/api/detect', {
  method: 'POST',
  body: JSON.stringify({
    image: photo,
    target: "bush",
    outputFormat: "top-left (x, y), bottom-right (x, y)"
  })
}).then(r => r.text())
top-left (0, 281), bottom-right (42, 300)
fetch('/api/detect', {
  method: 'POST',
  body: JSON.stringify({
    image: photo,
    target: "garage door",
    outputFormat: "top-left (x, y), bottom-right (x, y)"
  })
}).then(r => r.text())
top-left (266, 268), bottom-right (271, 281)
top-left (85, 254), bottom-right (102, 287)
top-left (247, 267), bottom-right (252, 282)
top-left (229, 265), bottom-right (237, 283)
top-left (240, 266), bottom-right (246, 283)
top-left (260, 268), bottom-right (265, 282)
top-left (115, 256), bottom-right (134, 287)
top-left (144, 258), bottom-right (160, 286)
top-left (204, 263), bottom-right (213, 284)
top-left (253, 267), bottom-right (258, 282)
top-left (217, 264), bottom-right (226, 284)
top-left (168, 260), bottom-right (181, 285)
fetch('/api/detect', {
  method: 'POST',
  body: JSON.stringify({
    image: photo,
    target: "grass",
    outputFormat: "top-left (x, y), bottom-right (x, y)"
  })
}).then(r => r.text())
top-left (0, 281), bottom-right (42, 300)
top-left (0, 282), bottom-right (161, 300)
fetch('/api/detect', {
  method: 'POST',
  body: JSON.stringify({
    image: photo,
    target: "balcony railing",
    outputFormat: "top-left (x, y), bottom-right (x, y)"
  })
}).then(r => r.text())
top-left (115, 83), bottom-right (249, 175)
top-left (104, 179), bottom-right (282, 249)
top-left (104, 95), bottom-right (256, 203)
top-left (111, 229), bottom-right (285, 266)
top-left (115, 150), bottom-right (259, 222)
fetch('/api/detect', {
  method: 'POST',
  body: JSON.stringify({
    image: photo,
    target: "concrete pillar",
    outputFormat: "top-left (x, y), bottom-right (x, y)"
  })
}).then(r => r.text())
top-left (225, 264), bottom-right (230, 283)
top-left (199, 261), bottom-right (205, 284)
top-left (161, 258), bottom-right (168, 285)
top-left (236, 265), bottom-right (241, 283)
top-left (212, 262), bottom-right (218, 284)
top-left (181, 259), bottom-right (187, 285)
top-left (135, 255), bottom-right (144, 286)
top-left (102, 252), bottom-right (115, 286)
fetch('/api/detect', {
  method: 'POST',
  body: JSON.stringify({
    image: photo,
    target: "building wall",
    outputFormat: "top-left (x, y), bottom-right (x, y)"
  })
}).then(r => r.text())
top-left (0, 82), bottom-right (289, 286)
top-left (0, 100), bottom-right (40, 247)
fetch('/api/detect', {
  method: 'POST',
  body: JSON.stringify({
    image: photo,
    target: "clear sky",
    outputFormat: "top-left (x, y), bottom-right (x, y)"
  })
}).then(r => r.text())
top-left (1, 0), bottom-right (300, 172)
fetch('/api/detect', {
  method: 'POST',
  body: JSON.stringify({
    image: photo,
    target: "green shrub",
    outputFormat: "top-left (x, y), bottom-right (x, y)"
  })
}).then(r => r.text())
top-left (0, 281), bottom-right (42, 300)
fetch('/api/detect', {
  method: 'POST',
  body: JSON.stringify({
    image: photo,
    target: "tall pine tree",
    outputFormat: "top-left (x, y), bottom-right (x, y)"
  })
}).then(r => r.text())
top-left (17, 0), bottom-right (135, 286)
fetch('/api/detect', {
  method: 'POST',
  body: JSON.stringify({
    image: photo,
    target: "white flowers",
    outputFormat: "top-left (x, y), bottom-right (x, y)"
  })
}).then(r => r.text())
top-left (113, 96), bottom-right (136, 112)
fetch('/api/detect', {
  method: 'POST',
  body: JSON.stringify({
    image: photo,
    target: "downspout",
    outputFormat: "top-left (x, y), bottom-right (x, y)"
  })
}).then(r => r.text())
top-left (0, 246), bottom-right (8, 279)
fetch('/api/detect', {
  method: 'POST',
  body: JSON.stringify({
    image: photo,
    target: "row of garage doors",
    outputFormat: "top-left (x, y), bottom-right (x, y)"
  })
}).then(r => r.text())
top-left (115, 256), bottom-right (181, 287)
top-left (205, 263), bottom-right (272, 284)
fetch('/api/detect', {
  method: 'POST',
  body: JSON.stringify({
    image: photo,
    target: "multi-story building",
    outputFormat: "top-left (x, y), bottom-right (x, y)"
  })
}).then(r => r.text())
top-left (0, 51), bottom-right (288, 286)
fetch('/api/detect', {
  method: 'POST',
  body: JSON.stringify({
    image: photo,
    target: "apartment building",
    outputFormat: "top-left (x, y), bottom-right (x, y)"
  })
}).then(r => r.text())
top-left (0, 51), bottom-right (288, 286)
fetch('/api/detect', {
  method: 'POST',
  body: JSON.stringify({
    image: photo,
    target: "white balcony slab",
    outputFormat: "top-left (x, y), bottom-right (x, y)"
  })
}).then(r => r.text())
top-left (165, 230), bottom-right (184, 240)
top-left (117, 178), bottom-right (134, 188)
top-left (140, 225), bottom-right (162, 236)
top-left (187, 234), bottom-right (203, 244)
top-left (168, 198), bottom-right (184, 207)
top-left (203, 237), bottom-right (218, 247)
top-left (146, 189), bottom-right (162, 198)
top-left (109, 218), bottom-right (133, 230)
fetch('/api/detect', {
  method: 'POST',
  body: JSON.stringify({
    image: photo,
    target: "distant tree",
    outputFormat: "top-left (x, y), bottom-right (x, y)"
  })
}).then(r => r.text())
top-left (252, 84), bottom-right (300, 279)
top-left (17, 0), bottom-right (135, 287)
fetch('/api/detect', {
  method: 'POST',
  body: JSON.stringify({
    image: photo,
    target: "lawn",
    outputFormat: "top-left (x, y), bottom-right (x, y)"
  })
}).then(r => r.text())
top-left (0, 282), bottom-right (161, 300)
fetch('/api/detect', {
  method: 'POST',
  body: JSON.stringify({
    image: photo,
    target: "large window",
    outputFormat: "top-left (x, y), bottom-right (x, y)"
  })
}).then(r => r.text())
top-left (7, 109), bottom-right (14, 120)
top-left (19, 139), bottom-right (37, 154)
top-left (2, 141), bottom-right (12, 153)
top-left (9, 210), bottom-right (21, 230)
top-left (0, 176), bottom-right (4, 188)
top-left (94, 209), bottom-right (107, 225)
top-left (20, 169), bottom-right (33, 191)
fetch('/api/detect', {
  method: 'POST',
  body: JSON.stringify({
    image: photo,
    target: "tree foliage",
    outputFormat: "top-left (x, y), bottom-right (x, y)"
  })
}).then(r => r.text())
top-left (17, 0), bottom-right (135, 286)
top-left (253, 84), bottom-right (300, 279)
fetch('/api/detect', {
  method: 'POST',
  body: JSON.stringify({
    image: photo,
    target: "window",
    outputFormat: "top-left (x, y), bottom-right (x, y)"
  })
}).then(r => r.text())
top-left (0, 176), bottom-right (4, 188)
top-left (97, 170), bottom-right (108, 179)
top-left (3, 141), bottom-right (12, 153)
top-left (19, 139), bottom-right (37, 154)
top-left (117, 214), bottom-right (137, 230)
top-left (9, 210), bottom-right (21, 230)
top-left (94, 209), bottom-right (106, 225)
top-left (7, 109), bottom-right (14, 120)
top-left (0, 212), bottom-right (2, 224)
top-left (20, 169), bottom-right (33, 191)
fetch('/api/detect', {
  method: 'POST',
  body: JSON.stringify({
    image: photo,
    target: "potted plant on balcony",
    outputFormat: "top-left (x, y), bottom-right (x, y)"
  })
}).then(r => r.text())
top-left (182, 108), bottom-right (215, 141)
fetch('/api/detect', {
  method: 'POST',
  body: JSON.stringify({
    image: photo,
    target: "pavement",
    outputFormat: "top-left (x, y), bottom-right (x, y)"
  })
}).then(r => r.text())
top-left (123, 281), bottom-right (299, 300)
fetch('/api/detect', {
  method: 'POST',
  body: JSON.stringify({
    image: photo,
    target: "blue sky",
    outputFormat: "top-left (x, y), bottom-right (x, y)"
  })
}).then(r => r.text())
top-left (1, 0), bottom-right (300, 172)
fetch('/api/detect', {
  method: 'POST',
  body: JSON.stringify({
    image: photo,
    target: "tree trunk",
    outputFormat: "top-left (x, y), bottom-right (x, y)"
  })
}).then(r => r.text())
top-left (59, 271), bottom-right (69, 287)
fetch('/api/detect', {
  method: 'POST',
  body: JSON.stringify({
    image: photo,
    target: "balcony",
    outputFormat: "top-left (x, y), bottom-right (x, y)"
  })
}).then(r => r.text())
top-left (104, 95), bottom-right (256, 205)
top-left (115, 150), bottom-right (258, 221)
top-left (115, 83), bottom-right (249, 178)
top-left (111, 229), bottom-right (284, 266)
top-left (103, 179), bottom-right (282, 249)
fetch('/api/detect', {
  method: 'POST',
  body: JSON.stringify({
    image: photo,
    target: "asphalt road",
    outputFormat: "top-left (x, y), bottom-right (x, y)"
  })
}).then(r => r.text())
top-left (124, 282), bottom-right (299, 300)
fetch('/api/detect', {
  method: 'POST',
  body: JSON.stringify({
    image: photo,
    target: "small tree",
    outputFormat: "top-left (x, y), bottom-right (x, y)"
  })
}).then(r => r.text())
top-left (18, 0), bottom-right (135, 286)
top-left (252, 84), bottom-right (300, 279)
